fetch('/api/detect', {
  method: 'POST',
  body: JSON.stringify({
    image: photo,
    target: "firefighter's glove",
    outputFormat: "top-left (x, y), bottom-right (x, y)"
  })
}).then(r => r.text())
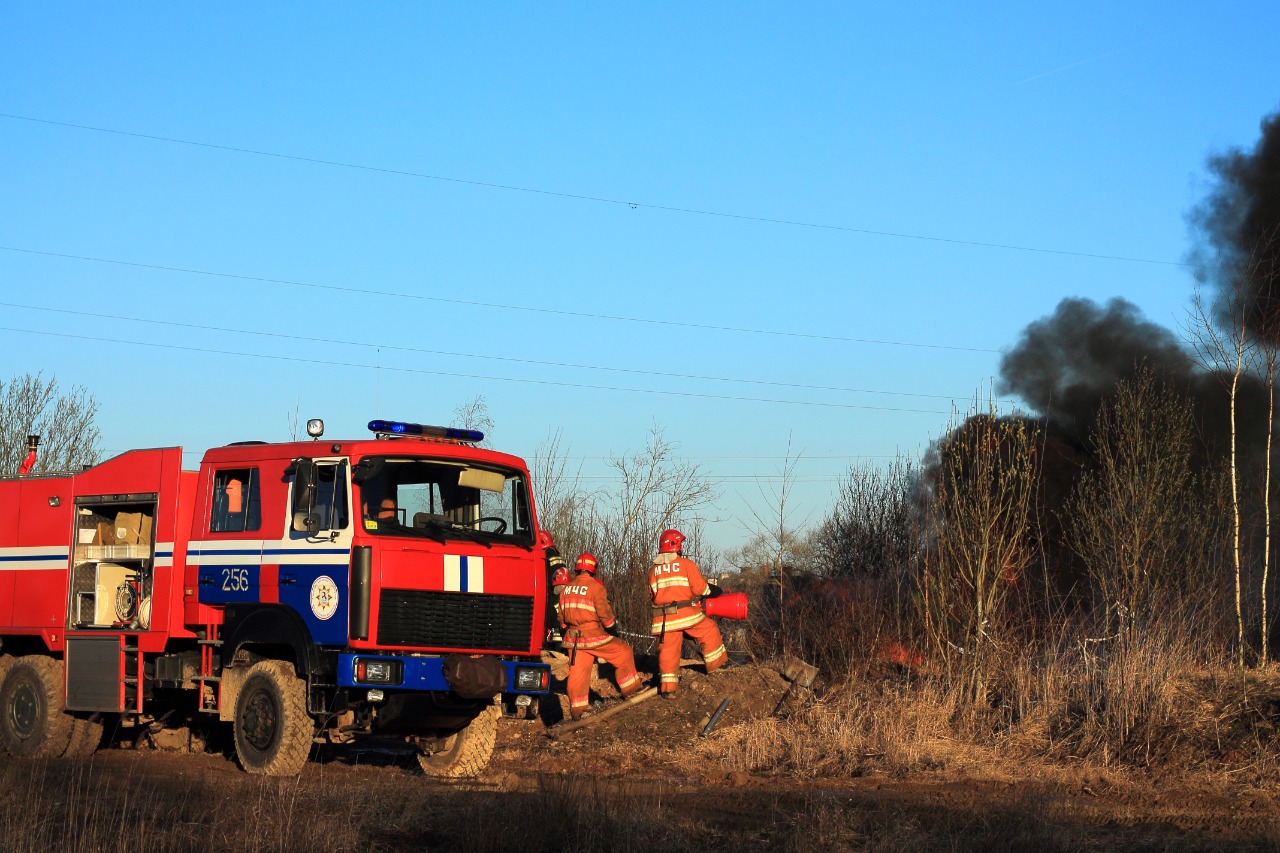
top-left (704, 584), bottom-right (723, 599)
top-left (604, 622), bottom-right (620, 637)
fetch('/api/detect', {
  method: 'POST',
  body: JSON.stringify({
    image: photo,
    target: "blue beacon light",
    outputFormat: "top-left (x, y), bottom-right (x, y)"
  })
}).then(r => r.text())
top-left (367, 420), bottom-right (485, 443)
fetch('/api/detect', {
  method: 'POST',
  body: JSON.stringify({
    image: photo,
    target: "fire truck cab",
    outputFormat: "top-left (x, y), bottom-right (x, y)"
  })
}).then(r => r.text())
top-left (0, 419), bottom-right (551, 777)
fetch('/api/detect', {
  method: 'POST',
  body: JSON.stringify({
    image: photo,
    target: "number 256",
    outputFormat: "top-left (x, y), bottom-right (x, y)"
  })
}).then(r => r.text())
top-left (221, 568), bottom-right (249, 591)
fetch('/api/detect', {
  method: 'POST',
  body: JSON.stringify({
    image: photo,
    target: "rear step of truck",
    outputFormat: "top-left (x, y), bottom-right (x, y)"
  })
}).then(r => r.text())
top-left (121, 641), bottom-right (144, 714)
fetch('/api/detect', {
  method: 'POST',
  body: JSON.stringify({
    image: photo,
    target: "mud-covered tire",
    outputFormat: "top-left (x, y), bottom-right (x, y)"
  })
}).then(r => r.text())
top-left (62, 715), bottom-right (103, 758)
top-left (232, 661), bottom-right (313, 776)
top-left (416, 703), bottom-right (499, 778)
top-left (0, 656), bottom-right (76, 758)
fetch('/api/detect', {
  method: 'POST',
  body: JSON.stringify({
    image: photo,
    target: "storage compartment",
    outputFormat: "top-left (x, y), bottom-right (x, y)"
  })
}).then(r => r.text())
top-left (69, 499), bottom-right (156, 629)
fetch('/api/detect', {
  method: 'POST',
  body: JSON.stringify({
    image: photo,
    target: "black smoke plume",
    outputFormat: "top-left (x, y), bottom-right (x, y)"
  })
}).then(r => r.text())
top-left (999, 295), bottom-right (1270, 471)
top-left (1189, 108), bottom-right (1280, 343)
top-left (998, 297), bottom-right (1197, 446)
top-left (989, 296), bottom-right (1268, 601)
top-left (913, 107), bottom-right (1280, 609)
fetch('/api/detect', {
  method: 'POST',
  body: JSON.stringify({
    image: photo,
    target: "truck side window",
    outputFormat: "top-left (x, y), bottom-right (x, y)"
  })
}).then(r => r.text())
top-left (212, 468), bottom-right (261, 532)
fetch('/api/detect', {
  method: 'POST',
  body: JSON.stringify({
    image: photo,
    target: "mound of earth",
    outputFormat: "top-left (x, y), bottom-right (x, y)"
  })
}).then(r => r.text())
top-left (491, 652), bottom-right (794, 778)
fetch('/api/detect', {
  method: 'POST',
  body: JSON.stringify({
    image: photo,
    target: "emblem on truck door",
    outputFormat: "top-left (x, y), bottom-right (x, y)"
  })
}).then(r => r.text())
top-left (310, 575), bottom-right (339, 620)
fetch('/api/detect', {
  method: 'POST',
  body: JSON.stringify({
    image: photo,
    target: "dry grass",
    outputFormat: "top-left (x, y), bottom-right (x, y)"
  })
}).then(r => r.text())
top-left (696, 616), bottom-right (1280, 788)
top-left (0, 759), bottom-right (387, 853)
top-left (694, 678), bottom-right (963, 778)
top-left (6, 607), bottom-right (1280, 851)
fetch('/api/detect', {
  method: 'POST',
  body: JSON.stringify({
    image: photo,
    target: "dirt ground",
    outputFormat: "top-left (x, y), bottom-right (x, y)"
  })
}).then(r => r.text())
top-left (16, 656), bottom-right (1280, 851)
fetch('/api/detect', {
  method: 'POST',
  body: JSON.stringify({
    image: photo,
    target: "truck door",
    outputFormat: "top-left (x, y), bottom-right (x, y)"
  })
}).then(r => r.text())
top-left (194, 467), bottom-right (267, 606)
top-left (279, 459), bottom-right (353, 646)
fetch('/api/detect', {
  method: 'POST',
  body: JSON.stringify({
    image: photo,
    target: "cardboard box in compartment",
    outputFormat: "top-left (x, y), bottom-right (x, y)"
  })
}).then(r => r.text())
top-left (113, 512), bottom-right (151, 546)
top-left (93, 521), bottom-right (117, 546)
top-left (94, 562), bottom-right (133, 626)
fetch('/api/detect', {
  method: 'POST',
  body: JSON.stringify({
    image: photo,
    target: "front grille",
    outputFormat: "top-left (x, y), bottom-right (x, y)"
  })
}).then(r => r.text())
top-left (377, 589), bottom-right (533, 651)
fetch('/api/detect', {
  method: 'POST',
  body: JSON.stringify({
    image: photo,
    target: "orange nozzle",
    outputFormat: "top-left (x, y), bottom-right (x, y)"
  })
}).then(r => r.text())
top-left (702, 592), bottom-right (748, 620)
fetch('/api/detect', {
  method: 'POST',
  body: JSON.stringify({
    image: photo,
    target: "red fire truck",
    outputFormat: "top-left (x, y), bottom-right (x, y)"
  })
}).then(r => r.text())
top-left (0, 418), bottom-right (551, 777)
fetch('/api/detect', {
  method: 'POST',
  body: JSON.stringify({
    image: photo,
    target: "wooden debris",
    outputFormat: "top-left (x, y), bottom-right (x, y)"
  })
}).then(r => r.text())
top-left (549, 687), bottom-right (658, 738)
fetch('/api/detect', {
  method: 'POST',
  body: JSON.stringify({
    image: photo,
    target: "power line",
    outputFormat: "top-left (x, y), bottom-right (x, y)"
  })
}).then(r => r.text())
top-left (0, 300), bottom-right (986, 403)
top-left (142, 449), bottom-right (901, 462)
top-left (0, 244), bottom-right (999, 354)
top-left (531, 454), bottom-right (902, 460)
top-left (116, 451), bottom-right (863, 484)
top-left (572, 475), bottom-right (846, 483)
top-left (0, 111), bottom-right (1189, 268)
top-left (0, 325), bottom-right (953, 414)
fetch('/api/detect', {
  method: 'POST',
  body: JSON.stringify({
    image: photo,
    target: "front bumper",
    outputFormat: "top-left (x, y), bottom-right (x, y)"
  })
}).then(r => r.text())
top-left (336, 653), bottom-right (550, 695)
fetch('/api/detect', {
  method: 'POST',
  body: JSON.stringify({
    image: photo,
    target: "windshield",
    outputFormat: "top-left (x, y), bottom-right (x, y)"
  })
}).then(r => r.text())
top-left (352, 456), bottom-right (534, 546)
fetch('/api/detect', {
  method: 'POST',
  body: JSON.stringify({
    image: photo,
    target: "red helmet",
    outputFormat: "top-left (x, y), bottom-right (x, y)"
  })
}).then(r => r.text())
top-left (658, 529), bottom-right (685, 554)
top-left (575, 552), bottom-right (599, 573)
top-left (551, 566), bottom-right (573, 587)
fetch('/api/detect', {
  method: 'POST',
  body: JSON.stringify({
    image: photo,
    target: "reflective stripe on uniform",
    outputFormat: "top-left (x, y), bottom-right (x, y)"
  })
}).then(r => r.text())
top-left (561, 632), bottom-right (611, 649)
top-left (618, 671), bottom-right (641, 691)
top-left (652, 576), bottom-right (692, 592)
top-left (649, 610), bottom-right (705, 634)
top-left (704, 644), bottom-right (727, 664)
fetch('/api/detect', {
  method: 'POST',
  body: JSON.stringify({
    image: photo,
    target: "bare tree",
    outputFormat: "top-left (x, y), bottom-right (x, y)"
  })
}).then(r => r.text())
top-left (920, 398), bottom-right (1039, 705)
top-left (452, 395), bottom-right (495, 446)
top-left (1064, 366), bottom-right (1208, 630)
top-left (530, 428), bottom-right (598, 557)
top-left (1186, 236), bottom-right (1280, 667)
top-left (528, 425), bottom-right (719, 638)
top-left (1246, 229), bottom-right (1280, 664)
top-left (593, 425), bottom-right (720, 632)
top-left (814, 457), bottom-right (917, 578)
top-left (0, 373), bottom-right (102, 475)
top-left (738, 434), bottom-right (808, 649)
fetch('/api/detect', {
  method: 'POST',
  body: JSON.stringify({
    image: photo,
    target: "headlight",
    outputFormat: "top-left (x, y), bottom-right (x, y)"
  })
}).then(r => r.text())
top-left (514, 666), bottom-right (547, 691)
top-left (354, 658), bottom-right (401, 684)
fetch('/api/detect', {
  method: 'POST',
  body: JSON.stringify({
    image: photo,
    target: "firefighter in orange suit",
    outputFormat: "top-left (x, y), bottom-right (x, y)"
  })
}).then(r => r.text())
top-left (649, 528), bottom-right (727, 696)
top-left (559, 552), bottom-right (643, 720)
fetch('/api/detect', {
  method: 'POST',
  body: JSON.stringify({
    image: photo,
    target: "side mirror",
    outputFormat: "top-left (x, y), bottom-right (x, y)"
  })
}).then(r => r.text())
top-left (293, 511), bottom-right (321, 535)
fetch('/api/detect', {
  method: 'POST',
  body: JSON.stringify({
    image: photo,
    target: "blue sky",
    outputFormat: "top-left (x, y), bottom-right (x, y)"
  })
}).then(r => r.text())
top-left (2, 3), bottom-right (1277, 552)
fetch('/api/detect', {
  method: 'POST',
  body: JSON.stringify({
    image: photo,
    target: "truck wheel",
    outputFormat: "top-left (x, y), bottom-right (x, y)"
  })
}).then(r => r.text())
top-left (0, 656), bottom-right (76, 758)
top-left (416, 703), bottom-right (499, 778)
top-left (62, 715), bottom-right (103, 758)
top-left (232, 661), bottom-right (313, 776)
